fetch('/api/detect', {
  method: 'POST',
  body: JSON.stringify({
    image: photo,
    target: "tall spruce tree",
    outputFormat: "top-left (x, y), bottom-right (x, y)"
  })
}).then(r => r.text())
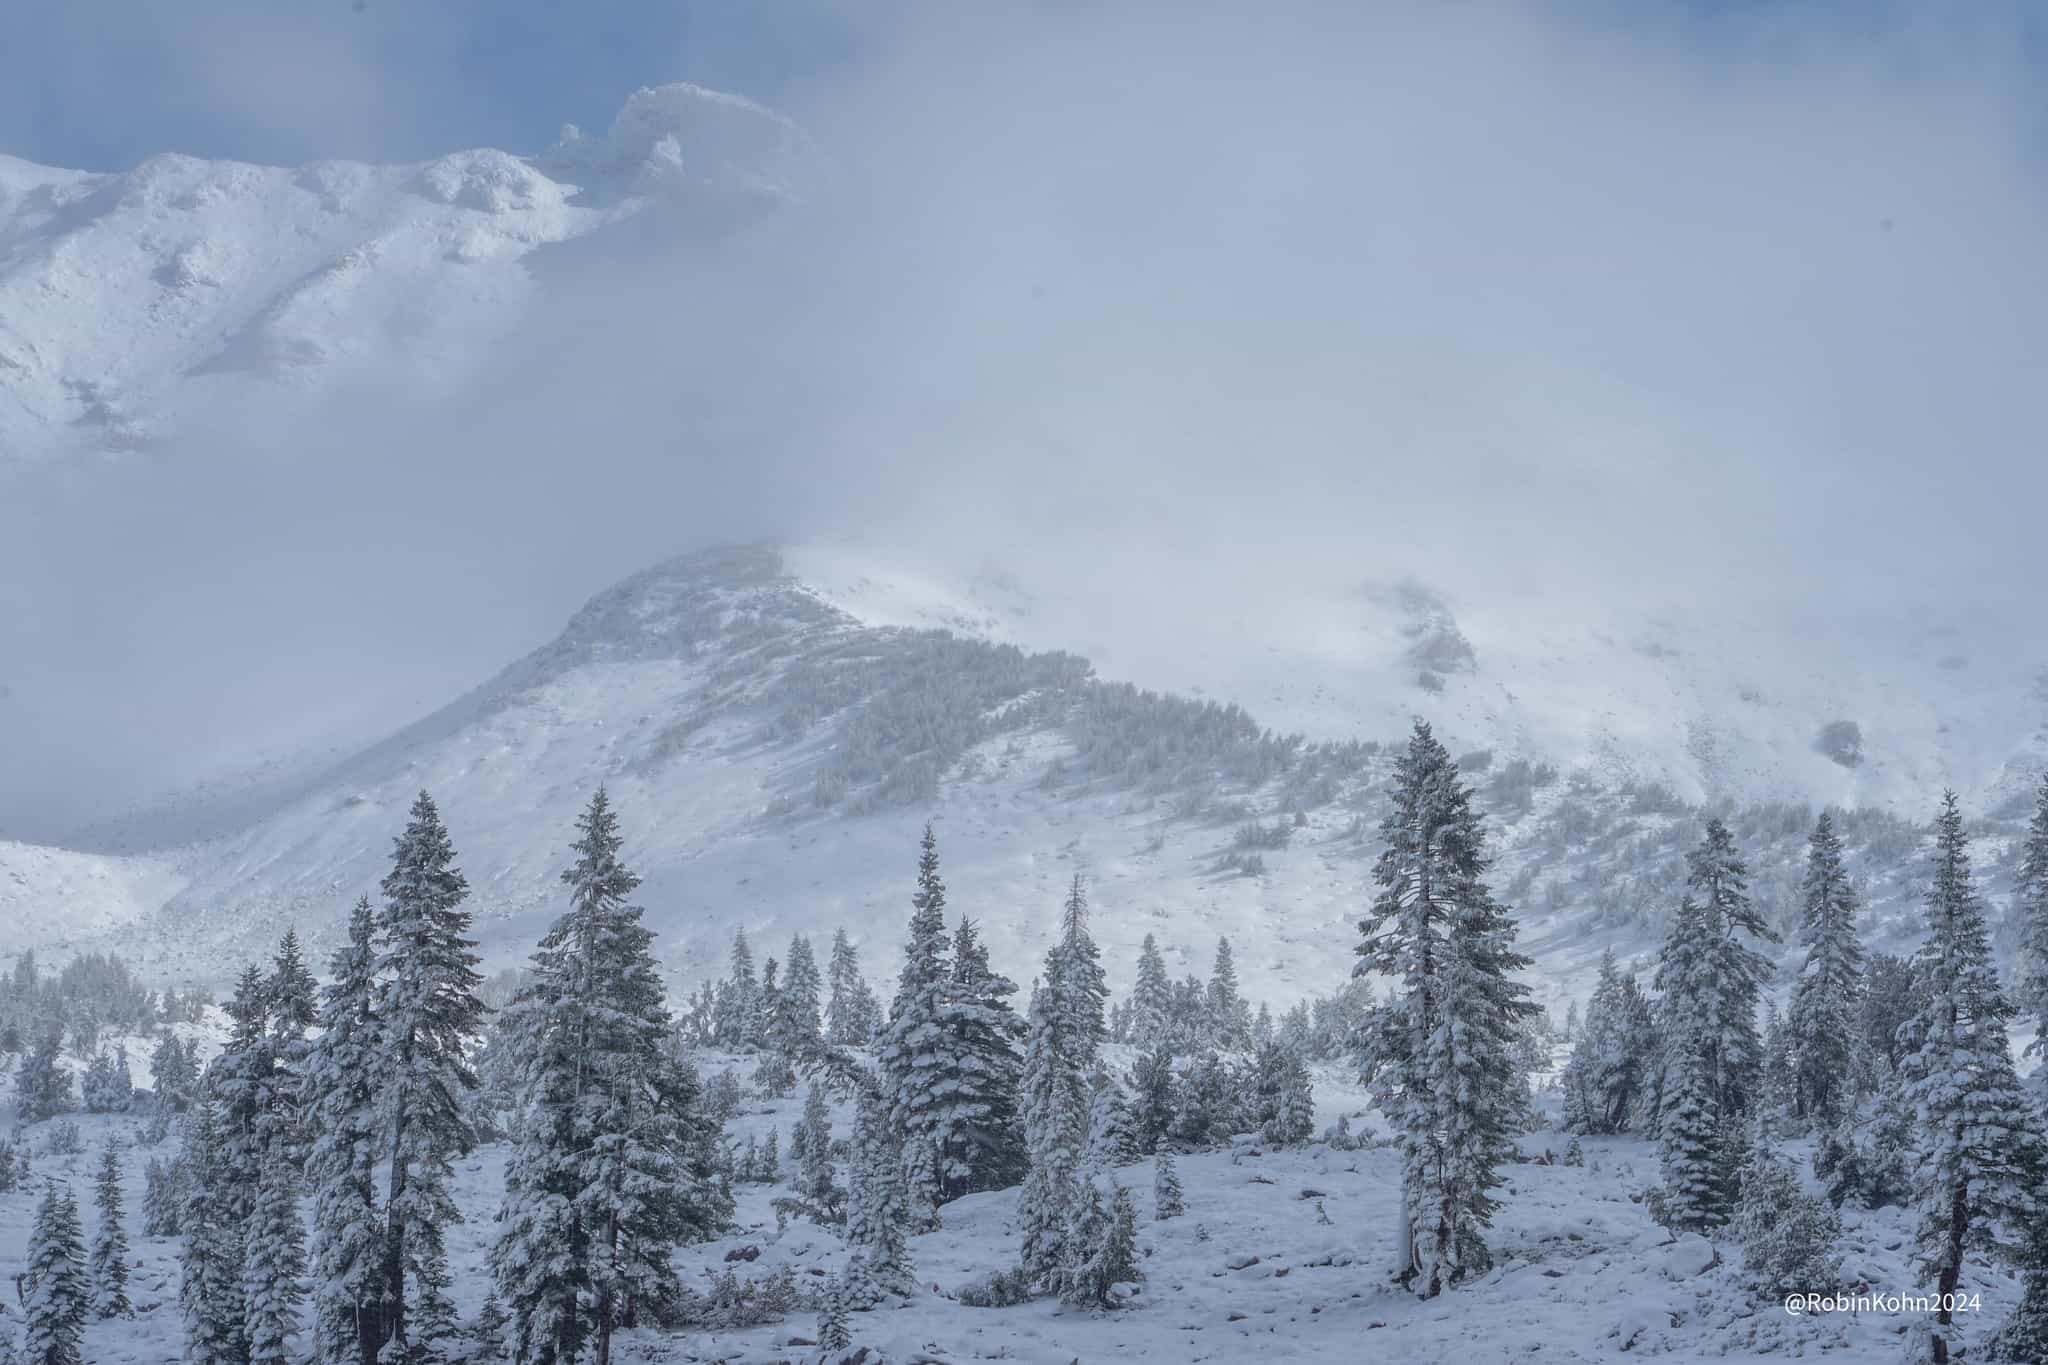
top-left (1017, 876), bottom-right (1110, 1293)
top-left (89, 1143), bottom-right (130, 1320)
top-left (492, 790), bottom-right (731, 1365)
top-left (242, 1141), bottom-right (305, 1365)
top-left (304, 898), bottom-right (386, 1365)
top-left (777, 934), bottom-right (824, 1056)
top-left (1788, 813), bottom-right (1864, 1127)
top-left (179, 1104), bottom-right (246, 1365)
top-left (715, 932), bottom-right (760, 1049)
top-left (941, 915), bottom-right (1027, 1196)
top-left (373, 791), bottom-right (488, 1361)
top-left (1207, 938), bottom-right (1248, 1048)
top-left (1355, 721), bottom-right (1537, 1297)
top-left (874, 824), bottom-right (955, 1231)
top-left (1130, 935), bottom-right (1174, 1045)
top-left (24, 1182), bottom-right (88, 1365)
top-left (1894, 793), bottom-right (2044, 1365)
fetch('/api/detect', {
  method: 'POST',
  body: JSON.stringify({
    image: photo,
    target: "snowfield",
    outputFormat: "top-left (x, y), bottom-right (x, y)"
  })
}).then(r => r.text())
top-left (0, 1061), bottom-right (2016, 1365)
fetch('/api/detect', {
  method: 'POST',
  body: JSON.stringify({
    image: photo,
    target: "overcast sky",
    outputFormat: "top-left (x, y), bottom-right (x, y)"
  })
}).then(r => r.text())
top-left (3, 1), bottom-right (2048, 840)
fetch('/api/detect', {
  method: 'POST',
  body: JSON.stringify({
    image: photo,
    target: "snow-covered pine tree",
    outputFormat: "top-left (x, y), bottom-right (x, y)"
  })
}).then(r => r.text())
top-left (491, 789), bottom-right (731, 1365)
top-left (778, 933), bottom-right (824, 1057)
top-left (1253, 1040), bottom-right (1315, 1147)
top-left (1654, 1028), bottom-right (1732, 1233)
top-left (715, 931), bottom-right (760, 1049)
top-left (941, 915), bottom-right (1027, 1197)
top-left (1683, 818), bottom-right (1778, 1122)
top-left (1060, 1180), bottom-right (1142, 1309)
top-left (179, 1104), bottom-right (246, 1365)
top-left (1152, 1150), bottom-right (1184, 1219)
top-left (1893, 792), bottom-right (2046, 1365)
top-left (1085, 1064), bottom-right (1141, 1169)
top-left (791, 1083), bottom-right (844, 1224)
top-left (89, 1143), bottom-right (130, 1319)
top-left (1207, 938), bottom-right (1248, 1049)
top-left (151, 1033), bottom-right (197, 1114)
top-left (1788, 813), bottom-right (1864, 1127)
top-left (242, 1140), bottom-right (305, 1365)
top-left (1128, 1040), bottom-right (1176, 1156)
top-left (472, 1293), bottom-right (509, 1363)
top-left (373, 791), bottom-right (488, 1360)
top-left (816, 1273), bottom-right (852, 1353)
top-left (826, 929), bottom-right (881, 1046)
top-left (1017, 876), bottom-right (1110, 1293)
top-left (24, 1181), bottom-right (88, 1365)
top-left (1131, 935), bottom-right (1173, 1045)
top-left (1355, 721), bottom-right (1538, 1297)
top-left (2016, 775), bottom-right (2048, 1080)
top-left (303, 897), bottom-right (385, 1365)
top-left (142, 1155), bottom-right (184, 1237)
top-left (14, 1030), bottom-right (74, 1122)
top-left (873, 824), bottom-right (955, 1231)
top-left (1560, 948), bottom-right (1655, 1135)
top-left (842, 1086), bottom-right (914, 1306)
top-left (268, 926), bottom-right (320, 1043)
top-left (1730, 1135), bottom-right (1842, 1296)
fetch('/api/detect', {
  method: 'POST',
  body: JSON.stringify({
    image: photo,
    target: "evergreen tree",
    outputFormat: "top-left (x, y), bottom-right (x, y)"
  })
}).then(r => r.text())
top-left (268, 927), bottom-right (320, 1042)
top-left (491, 790), bottom-right (731, 1365)
top-left (24, 1182), bottom-right (88, 1365)
top-left (242, 1142), bottom-right (306, 1365)
top-left (1060, 1181), bottom-right (1142, 1309)
top-left (142, 1155), bottom-right (184, 1238)
top-left (1787, 813), bottom-right (1864, 1127)
top-left (777, 933), bottom-right (823, 1056)
top-left (472, 1294), bottom-right (509, 1364)
top-left (715, 932), bottom-right (759, 1049)
top-left (1207, 938), bottom-right (1248, 1048)
top-left (790, 1083), bottom-right (844, 1224)
top-left (1355, 722), bottom-right (1537, 1297)
top-left (303, 897), bottom-right (385, 1365)
top-left (179, 1105), bottom-right (246, 1365)
top-left (1559, 948), bottom-right (1654, 1135)
top-left (873, 824), bottom-right (954, 1231)
top-left (843, 1087), bottom-right (914, 1306)
top-left (151, 1033), bottom-right (198, 1114)
top-left (2016, 775), bottom-right (2048, 1075)
top-left (826, 929), bottom-right (881, 1046)
top-left (1086, 1064), bottom-right (1141, 1169)
top-left (1893, 793), bottom-right (2045, 1365)
top-left (1730, 1136), bottom-right (1842, 1296)
top-left (940, 915), bottom-right (1027, 1197)
top-left (1017, 877), bottom-right (1109, 1292)
top-left (1152, 1150), bottom-right (1184, 1220)
top-left (89, 1144), bottom-right (130, 1320)
top-left (14, 1031), bottom-right (73, 1122)
top-left (1252, 1040), bottom-right (1315, 1146)
top-left (1130, 935), bottom-right (1173, 1045)
top-left (1127, 1040), bottom-right (1176, 1156)
top-left (373, 791), bottom-right (488, 1361)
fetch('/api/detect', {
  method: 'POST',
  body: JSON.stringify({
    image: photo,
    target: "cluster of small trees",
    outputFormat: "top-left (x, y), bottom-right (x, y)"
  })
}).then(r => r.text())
top-left (1558, 782), bottom-right (2048, 1363)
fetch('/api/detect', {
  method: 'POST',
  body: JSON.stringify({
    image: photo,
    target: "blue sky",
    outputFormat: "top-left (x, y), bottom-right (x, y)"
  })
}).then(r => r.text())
top-left (0, 0), bottom-right (889, 170)
top-left (9, 1), bottom-right (2040, 172)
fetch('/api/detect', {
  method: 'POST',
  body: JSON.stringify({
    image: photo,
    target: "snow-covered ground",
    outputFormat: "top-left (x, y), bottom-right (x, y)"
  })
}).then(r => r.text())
top-left (0, 1057), bottom-right (2017, 1365)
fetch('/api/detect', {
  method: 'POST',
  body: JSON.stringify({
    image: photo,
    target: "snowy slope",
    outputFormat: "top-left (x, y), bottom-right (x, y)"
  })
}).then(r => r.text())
top-left (0, 840), bottom-right (184, 952)
top-left (0, 84), bottom-right (809, 459)
top-left (6, 542), bottom-right (2031, 1028)
top-left (785, 539), bottom-right (2048, 817)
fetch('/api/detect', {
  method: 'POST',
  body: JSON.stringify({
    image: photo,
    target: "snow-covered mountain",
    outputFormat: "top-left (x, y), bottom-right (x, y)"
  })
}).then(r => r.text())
top-left (0, 83), bottom-right (809, 459)
top-left (11, 541), bottom-right (2041, 1027)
